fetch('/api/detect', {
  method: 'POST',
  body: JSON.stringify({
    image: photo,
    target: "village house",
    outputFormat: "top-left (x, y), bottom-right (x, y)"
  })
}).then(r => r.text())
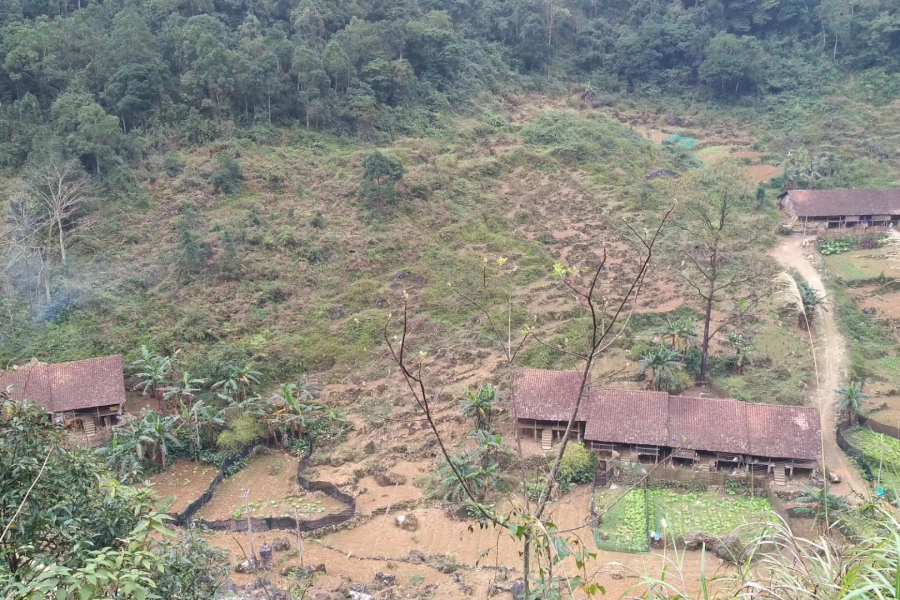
top-left (0, 355), bottom-right (126, 436)
top-left (513, 369), bottom-right (822, 484)
top-left (781, 188), bottom-right (900, 233)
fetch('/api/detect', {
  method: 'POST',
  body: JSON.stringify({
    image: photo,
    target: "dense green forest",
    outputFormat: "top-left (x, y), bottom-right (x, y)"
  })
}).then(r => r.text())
top-left (1, 0), bottom-right (899, 170)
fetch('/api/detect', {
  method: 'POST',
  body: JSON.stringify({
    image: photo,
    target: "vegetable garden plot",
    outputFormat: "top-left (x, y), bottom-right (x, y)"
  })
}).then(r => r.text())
top-left (843, 427), bottom-right (900, 498)
top-left (593, 488), bottom-right (778, 553)
top-left (825, 251), bottom-right (900, 282)
top-left (196, 452), bottom-right (348, 521)
top-left (649, 489), bottom-right (777, 540)
top-left (593, 489), bottom-right (651, 553)
top-left (145, 460), bottom-right (217, 514)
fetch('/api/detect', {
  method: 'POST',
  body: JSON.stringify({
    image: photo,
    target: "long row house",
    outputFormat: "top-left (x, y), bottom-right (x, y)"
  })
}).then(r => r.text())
top-left (781, 188), bottom-right (900, 233)
top-left (513, 369), bottom-right (822, 483)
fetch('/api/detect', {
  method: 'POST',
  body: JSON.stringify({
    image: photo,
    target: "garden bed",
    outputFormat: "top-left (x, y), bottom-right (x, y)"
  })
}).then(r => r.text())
top-left (843, 426), bottom-right (900, 497)
top-left (196, 451), bottom-right (349, 521)
top-left (145, 460), bottom-right (217, 514)
top-left (593, 488), bottom-right (777, 553)
top-left (650, 489), bottom-right (776, 539)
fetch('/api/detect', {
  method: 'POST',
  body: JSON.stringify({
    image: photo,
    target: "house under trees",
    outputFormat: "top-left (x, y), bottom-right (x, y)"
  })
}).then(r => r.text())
top-left (0, 355), bottom-right (126, 436)
top-left (513, 369), bottom-right (821, 483)
top-left (781, 189), bottom-right (900, 233)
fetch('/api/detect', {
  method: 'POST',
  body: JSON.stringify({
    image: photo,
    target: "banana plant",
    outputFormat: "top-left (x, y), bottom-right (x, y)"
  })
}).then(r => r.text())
top-left (212, 363), bottom-right (262, 404)
top-left (129, 346), bottom-right (176, 399)
top-left (164, 372), bottom-right (206, 408)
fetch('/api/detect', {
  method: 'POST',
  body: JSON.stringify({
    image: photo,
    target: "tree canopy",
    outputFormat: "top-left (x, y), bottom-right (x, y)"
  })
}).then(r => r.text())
top-left (0, 0), bottom-right (896, 173)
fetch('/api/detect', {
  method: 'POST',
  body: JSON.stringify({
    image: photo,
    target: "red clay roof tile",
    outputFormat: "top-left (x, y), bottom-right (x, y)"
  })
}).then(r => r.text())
top-left (0, 356), bottom-right (126, 413)
top-left (513, 369), bottom-right (821, 461)
top-left (785, 189), bottom-right (900, 218)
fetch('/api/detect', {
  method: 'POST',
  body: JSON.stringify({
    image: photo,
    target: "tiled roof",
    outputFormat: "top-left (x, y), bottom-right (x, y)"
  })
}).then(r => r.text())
top-left (513, 369), bottom-right (822, 461)
top-left (785, 189), bottom-right (900, 218)
top-left (668, 396), bottom-right (751, 454)
top-left (746, 403), bottom-right (820, 461)
top-left (585, 389), bottom-right (669, 446)
top-left (513, 368), bottom-right (589, 422)
top-left (0, 356), bottom-right (126, 413)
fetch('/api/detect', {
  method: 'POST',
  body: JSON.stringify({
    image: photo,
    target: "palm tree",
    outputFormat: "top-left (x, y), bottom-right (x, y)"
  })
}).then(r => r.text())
top-left (469, 428), bottom-right (502, 471)
top-left (177, 398), bottom-right (224, 456)
top-left (837, 381), bottom-right (868, 426)
top-left (101, 430), bottom-right (144, 483)
top-left (439, 453), bottom-right (499, 502)
top-left (264, 380), bottom-right (323, 443)
top-left (129, 346), bottom-right (175, 400)
top-left (726, 333), bottom-right (754, 375)
top-left (637, 345), bottom-right (682, 391)
top-left (212, 363), bottom-right (262, 403)
top-left (460, 383), bottom-right (495, 431)
top-left (653, 316), bottom-right (697, 357)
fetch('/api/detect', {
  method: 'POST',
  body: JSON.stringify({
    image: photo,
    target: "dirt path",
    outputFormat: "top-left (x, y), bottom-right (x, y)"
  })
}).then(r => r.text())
top-left (769, 236), bottom-right (868, 497)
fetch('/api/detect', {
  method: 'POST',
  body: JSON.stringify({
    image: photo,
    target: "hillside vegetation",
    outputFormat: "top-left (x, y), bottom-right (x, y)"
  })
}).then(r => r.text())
top-left (2, 0), bottom-right (900, 370)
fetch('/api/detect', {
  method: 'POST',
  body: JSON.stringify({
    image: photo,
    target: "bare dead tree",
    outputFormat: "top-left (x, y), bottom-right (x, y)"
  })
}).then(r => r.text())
top-left (20, 158), bottom-right (93, 264)
top-left (670, 162), bottom-right (768, 381)
top-left (385, 208), bottom-right (672, 597)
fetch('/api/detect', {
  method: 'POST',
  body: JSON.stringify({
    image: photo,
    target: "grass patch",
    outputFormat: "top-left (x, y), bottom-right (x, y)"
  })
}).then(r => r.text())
top-left (829, 284), bottom-right (898, 382)
top-left (877, 357), bottom-right (900, 387)
top-left (825, 250), bottom-right (900, 283)
top-left (710, 322), bottom-right (812, 405)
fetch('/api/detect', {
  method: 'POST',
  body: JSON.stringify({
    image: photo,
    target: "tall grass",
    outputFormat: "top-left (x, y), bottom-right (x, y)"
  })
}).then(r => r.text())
top-left (773, 271), bottom-right (829, 527)
top-left (624, 511), bottom-right (900, 599)
top-left (886, 230), bottom-right (900, 269)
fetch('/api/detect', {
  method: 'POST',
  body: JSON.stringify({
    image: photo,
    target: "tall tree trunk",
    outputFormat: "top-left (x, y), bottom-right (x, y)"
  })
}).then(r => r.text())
top-left (700, 291), bottom-right (714, 381)
top-left (57, 221), bottom-right (66, 263)
top-left (43, 268), bottom-right (51, 303)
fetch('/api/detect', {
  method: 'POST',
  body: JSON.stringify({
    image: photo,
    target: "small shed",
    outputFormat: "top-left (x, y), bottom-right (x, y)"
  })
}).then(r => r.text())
top-left (0, 355), bottom-right (127, 436)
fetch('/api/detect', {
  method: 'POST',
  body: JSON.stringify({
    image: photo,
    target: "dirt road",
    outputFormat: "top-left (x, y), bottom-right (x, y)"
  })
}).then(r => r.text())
top-left (769, 237), bottom-right (868, 497)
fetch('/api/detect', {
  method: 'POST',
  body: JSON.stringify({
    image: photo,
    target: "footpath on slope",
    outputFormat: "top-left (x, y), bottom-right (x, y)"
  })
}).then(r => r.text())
top-left (769, 236), bottom-right (868, 498)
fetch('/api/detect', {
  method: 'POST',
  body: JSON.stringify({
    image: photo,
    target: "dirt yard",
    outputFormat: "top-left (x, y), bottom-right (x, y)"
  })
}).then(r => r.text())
top-left (214, 485), bottom-right (733, 598)
top-left (145, 460), bottom-right (217, 514)
top-left (197, 451), bottom-right (348, 521)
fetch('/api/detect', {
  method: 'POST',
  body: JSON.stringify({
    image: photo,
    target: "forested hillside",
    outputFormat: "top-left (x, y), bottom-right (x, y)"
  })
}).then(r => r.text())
top-left (1, 0), bottom-right (899, 166)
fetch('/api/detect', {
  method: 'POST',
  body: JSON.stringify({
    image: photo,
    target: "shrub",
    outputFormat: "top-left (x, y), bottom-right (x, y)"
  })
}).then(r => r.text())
top-left (684, 346), bottom-right (702, 376)
top-left (268, 458), bottom-right (284, 475)
top-left (207, 151), bottom-right (243, 194)
top-left (216, 415), bottom-right (263, 454)
top-left (163, 152), bottom-right (186, 177)
top-left (558, 442), bottom-right (597, 486)
top-left (669, 369), bottom-right (695, 394)
top-left (310, 210), bottom-right (326, 228)
top-left (188, 344), bottom-right (252, 381)
top-left (360, 151), bottom-right (404, 205)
